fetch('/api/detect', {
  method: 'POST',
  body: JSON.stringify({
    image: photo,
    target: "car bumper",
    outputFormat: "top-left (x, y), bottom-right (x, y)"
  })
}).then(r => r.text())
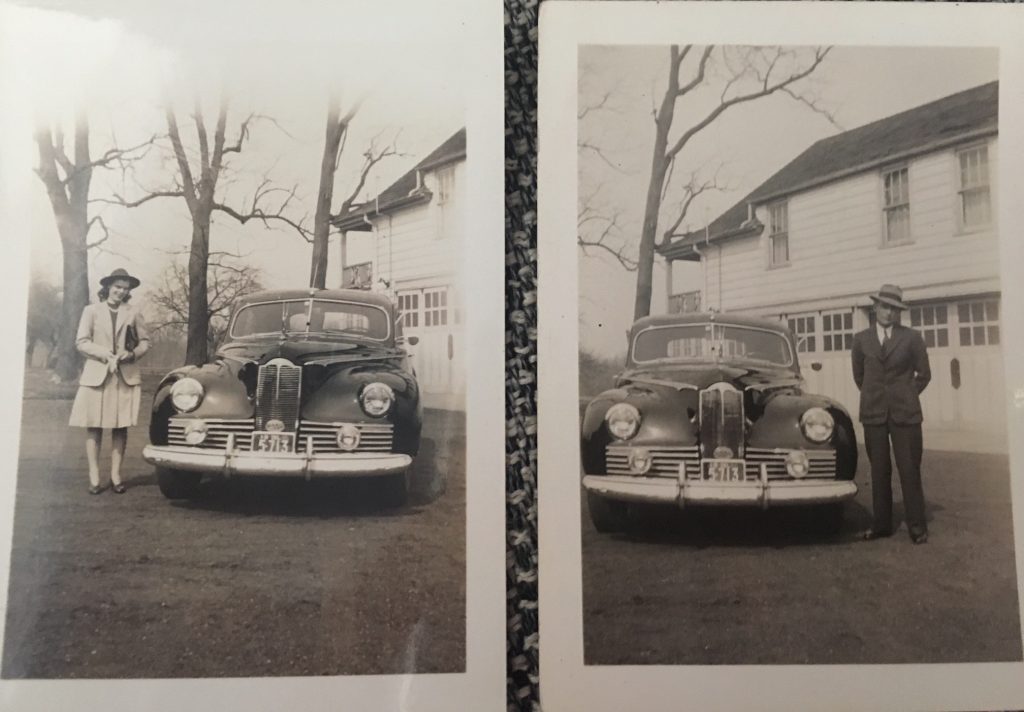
top-left (143, 444), bottom-right (412, 479)
top-left (582, 474), bottom-right (857, 508)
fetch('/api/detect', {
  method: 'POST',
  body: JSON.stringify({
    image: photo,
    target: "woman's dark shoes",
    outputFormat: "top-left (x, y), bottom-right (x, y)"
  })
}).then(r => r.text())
top-left (88, 485), bottom-right (103, 495)
top-left (112, 482), bottom-right (127, 494)
top-left (910, 531), bottom-right (928, 545)
top-left (862, 528), bottom-right (892, 541)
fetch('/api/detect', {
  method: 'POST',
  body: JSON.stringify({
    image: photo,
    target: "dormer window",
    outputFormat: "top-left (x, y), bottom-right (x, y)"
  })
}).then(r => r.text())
top-left (768, 201), bottom-right (789, 267)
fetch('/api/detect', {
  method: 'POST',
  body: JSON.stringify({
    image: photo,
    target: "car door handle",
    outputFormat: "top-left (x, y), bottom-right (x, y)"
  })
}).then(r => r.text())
top-left (950, 357), bottom-right (961, 390)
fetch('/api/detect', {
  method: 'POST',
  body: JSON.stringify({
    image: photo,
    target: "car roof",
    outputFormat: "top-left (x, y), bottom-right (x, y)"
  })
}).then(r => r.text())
top-left (630, 312), bottom-right (789, 333)
top-left (237, 288), bottom-right (395, 310)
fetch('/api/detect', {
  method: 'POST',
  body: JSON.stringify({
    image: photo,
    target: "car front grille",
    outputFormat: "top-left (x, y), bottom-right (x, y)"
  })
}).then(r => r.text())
top-left (603, 445), bottom-right (836, 481)
top-left (605, 445), bottom-right (700, 478)
top-left (699, 382), bottom-right (744, 459)
top-left (168, 418), bottom-right (393, 454)
top-left (168, 418), bottom-right (255, 450)
top-left (295, 420), bottom-right (394, 453)
top-left (254, 359), bottom-right (302, 432)
top-left (744, 447), bottom-right (836, 480)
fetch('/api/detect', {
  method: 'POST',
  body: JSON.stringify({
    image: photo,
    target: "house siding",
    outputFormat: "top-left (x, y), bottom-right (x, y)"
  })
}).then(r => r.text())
top-left (694, 137), bottom-right (999, 314)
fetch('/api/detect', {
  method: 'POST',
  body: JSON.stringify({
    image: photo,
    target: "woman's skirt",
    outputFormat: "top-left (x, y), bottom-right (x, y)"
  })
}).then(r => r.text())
top-left (68, 373), bottom-right (141, 429)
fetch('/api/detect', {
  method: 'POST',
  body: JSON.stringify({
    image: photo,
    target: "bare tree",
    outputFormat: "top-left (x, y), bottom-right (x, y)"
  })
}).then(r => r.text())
top-left (103, 94), bottom-right (304, 364)
top-left (34, 115), bottom-right (153, 381)
top-left (310, 94), bottom-right (399, 289)
top-left (149, 253), bottom-right (264, 353)
top-left (633, 45), bottom-right (835, 319)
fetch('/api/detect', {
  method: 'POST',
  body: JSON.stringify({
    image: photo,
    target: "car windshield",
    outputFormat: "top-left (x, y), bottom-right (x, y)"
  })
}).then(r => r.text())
top-left (631, 323), bottom-right (794, 367)
top-left (230, 299), bottom-right (391, 341)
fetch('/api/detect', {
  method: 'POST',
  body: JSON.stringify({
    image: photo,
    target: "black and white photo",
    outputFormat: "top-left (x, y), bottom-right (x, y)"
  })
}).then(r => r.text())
top-left (541, 3), bottom-right (1024, 710)
top-left (0, 1), bottom-right (504, 710)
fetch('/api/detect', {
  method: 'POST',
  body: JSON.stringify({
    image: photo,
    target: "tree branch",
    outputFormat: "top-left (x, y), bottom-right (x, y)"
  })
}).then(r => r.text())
top-left (665, 46), bottom-right (831, 160)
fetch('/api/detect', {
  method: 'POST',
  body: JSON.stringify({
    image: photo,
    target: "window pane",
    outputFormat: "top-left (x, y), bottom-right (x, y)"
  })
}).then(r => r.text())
top-left (989, 325), bottom-right (1000, 344)
top-left (960, 327), bottom-right (972, 346)
top-left (807, 337), bottom-right (816, 352)
top-left (974, 325), bottom-right (985, 343)
top-left (936, 306), bottom-right (947, 324)
top-left (910, 309), bottom-right (921, 327)
top-left (822, 314), bottom-right (831, 330)
top-left (958, 303), bottom-right (970, 322)
top-left (844, 313), bottom-right (852, 329)
top-left (924, 331), bottom-right (935, 348)
top-left (923, 308), bottom-right (934, 326)
top-left (987, 300), bottom-right (999, 321)
top-left (937, 330), bottom-right (948, 347)
top-left (962, 189), bottom-right (991, 226)
top-left (971, 302), bottom-right (984, 321)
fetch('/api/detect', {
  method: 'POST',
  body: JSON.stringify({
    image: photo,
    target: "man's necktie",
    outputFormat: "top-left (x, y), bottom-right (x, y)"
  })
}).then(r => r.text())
top-left (882, 328), bottom-right (890, 346)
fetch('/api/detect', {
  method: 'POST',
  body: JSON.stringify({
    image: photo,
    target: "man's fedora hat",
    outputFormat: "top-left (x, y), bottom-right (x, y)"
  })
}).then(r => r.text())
top-left (869, 283), bottom-right (909, 311)
top-left (99, 267), bottom-right (141, 289)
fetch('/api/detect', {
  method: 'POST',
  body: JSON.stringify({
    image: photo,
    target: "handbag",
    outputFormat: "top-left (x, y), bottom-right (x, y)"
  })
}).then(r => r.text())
top-left (125, 323), bottom-right (139, 353)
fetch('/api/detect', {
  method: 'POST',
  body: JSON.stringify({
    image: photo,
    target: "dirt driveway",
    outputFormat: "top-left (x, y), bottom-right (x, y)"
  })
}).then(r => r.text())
top-left (2, 371), bottom-right (465, 678)
top-left (582, 447), bottom-right (1022, 665)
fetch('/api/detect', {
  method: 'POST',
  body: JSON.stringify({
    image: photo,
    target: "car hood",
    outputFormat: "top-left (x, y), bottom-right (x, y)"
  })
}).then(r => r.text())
top-left (619, 363), bottom-right (802, 393)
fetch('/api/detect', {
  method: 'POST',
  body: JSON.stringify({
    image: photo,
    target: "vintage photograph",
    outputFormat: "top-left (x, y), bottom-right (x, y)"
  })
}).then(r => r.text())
top-left (0, 1), bottom-right (499, 694)
top-left (575, 42), bottom-right (1021, 666)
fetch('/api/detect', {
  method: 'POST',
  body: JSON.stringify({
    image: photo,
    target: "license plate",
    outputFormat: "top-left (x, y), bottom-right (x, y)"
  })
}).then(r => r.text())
top-left (252, 432), bottom-right (296, 453)
top-left (703, 459), bottom-right (745, 482)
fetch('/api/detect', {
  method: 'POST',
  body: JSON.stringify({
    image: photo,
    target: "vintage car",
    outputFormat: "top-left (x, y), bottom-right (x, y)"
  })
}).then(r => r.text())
top-left (581, 312), bottom-right (858, 532)
top-left (143, 288), bottom-right (422, 505)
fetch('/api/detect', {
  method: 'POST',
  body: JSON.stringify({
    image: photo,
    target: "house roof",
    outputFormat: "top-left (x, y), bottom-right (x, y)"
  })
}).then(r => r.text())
top-left (333, 128), bottom-right (466, 232)
top-left (659, 81), bottom-right (998, 261)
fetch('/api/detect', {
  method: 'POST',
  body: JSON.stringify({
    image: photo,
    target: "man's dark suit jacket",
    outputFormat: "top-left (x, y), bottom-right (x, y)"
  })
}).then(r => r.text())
top-left (851, 324), bottom-right (931, 425)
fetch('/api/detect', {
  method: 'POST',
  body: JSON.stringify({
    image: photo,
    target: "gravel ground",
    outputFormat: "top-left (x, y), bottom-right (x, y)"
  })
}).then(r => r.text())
top-left (582, 447), bottom-right (1022, 665)
top-left (2, 370), bottom-right (466, 678)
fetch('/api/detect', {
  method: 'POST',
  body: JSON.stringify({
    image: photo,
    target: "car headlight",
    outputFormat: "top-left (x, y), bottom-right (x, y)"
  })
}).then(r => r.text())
top-left (605, 403), bottom-right (641, 441)
top-left (800, 407), bottom-right (834, 443)
top-left (360, 382), bottom-right (394, 417)
top-left (170, 378), bottom-right (204, 413)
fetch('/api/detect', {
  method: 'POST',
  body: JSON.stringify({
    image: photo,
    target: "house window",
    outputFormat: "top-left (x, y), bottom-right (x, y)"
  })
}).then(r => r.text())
top-left (909, 304), bottom-right (949, 348)
top-left (787, 314), bottom-right (816, 353)
top-left (958, 299), bottom-right (999, 346)
top-left (768, 202), bottom-right (789, 266)
top-left (424, 287), bottom-right (449, 327)
top-left (882, 166), bottom-right (910, 244)
top-left (957, 145), bottom-right (991, 229)
top-left (397, 292), bottom-right (419, 328)
top-left (821, 310), bottom-right (854, 352)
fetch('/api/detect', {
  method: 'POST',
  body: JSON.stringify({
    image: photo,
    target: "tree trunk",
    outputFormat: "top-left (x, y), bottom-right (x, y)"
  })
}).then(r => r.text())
top-left (35, 116), bottom-right (93, 382)
top-left (185, 212), bottom-right (211, 364)
top-left (311, 98), bottom-right (344, 289)
top-left (58, 242), bottom-right (90, 381)
top-left (633, 83), bottom-right (676, 320)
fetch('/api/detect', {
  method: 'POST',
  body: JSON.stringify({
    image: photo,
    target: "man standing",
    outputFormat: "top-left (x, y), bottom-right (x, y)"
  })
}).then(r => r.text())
top-left (851, 284), bottom-right (932, 544)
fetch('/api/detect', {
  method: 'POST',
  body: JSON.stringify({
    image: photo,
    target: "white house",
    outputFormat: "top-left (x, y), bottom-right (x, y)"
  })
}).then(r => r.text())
top-left (334, 128), bottom-right (466, 410)
top-left (657, 82), bottom-right (1003, 450)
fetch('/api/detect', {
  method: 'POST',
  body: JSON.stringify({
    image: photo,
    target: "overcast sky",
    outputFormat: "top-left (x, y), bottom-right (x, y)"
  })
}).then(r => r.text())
top-left (2, 0), bottom-right (467, 307)
top-left (578, 45), bottom-right (999, 358)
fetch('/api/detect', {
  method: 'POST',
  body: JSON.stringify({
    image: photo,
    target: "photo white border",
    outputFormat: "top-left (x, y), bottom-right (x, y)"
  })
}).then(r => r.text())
top-left (539, 2), bottom-right (1024, 710)
top-left (0, 1), bottom-right (505, 710)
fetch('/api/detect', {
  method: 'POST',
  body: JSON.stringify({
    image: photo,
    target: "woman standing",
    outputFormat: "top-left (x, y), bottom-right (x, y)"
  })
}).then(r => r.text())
top-left (68, 268), bottom-right (150, 494)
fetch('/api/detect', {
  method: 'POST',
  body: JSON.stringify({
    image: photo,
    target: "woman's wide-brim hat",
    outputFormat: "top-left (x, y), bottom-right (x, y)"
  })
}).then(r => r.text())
top-left (99, 267), bottom-right (141, 289)
top-left (869, 283), bottom-right (909, 310)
